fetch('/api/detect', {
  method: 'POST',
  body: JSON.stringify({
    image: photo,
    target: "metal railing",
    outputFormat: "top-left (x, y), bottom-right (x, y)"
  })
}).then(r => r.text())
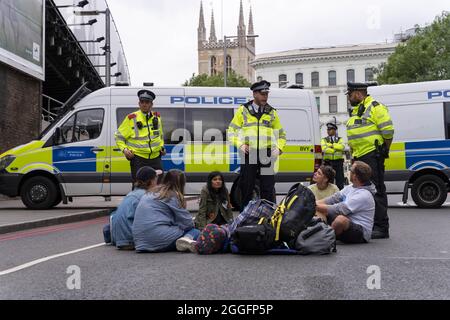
top-left (41, 94), bottom-right (64, 129)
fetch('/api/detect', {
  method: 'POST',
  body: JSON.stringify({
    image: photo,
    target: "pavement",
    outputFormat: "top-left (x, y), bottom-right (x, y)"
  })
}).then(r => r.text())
top-left (0, 206), bottom-right (449, 300)
top-left (0, 196), bottom-right (201, 235)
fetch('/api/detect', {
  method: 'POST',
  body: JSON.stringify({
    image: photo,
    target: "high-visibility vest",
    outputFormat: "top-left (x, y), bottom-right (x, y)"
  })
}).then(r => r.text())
top-left (321, 136), bottom-right (345, 161)
top-left (227, 102), bottom-right (287, 151)
top-left (346, 96), bottom-right (394, 158)
top-left (115, 110), bottom-right (164, 159)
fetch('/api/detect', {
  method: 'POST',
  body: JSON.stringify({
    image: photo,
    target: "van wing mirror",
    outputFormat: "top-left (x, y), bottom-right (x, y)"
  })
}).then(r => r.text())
top-left (53, 127), bottom-right (62, 145)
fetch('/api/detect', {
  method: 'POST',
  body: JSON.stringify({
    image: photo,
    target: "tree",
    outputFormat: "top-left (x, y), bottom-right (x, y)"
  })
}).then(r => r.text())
top-left (183, 70), bottom-right (251, 87)
top-left (376, 12), bottom-right (450, 84)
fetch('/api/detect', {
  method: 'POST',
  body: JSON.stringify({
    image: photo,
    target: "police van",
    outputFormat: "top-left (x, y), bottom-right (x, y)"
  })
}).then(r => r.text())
top-left (369, 80), bottom-right (450, 208)
top-left (0, 85), bottom-right (322, 209)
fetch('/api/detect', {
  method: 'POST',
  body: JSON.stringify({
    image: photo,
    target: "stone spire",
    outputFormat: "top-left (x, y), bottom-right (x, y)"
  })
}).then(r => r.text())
top-left (198, 1), bottom-right (206, 46)
top-left (209, 9), bottom-right (217, 42)
top-left (237, 0), bottom-right (246, 47)
top-left (247, 5), bottom-right (255, 48)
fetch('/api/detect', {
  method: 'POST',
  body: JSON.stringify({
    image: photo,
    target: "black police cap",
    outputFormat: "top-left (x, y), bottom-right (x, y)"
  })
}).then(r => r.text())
top-left (251, 80), bottom-right (271, 92)
top-left (137, 89), bottom-right (156, 102)
top-left (326, 123), bottom-right (338, 130)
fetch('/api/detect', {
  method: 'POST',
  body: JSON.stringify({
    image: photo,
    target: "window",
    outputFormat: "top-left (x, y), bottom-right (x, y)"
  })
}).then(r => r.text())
top-left (295, 73), bottom-right (303, 85)
top-left (445, 103), bottom-right (450, 139)
top-left (347, 69), bottom-right (355, 83)
top-left (226, 55), bottom-right (232, 74)
top-left (210, 56), bottom-right (217, 75)
top-left (365, 68), bottom-right (374, 82)
top-left (328, 70), bottom-right (337, 86)
top-left (57, 109), bottom-right (104, 145)
top-left (315, 97), bottom-right (321, 114)
top-left (257, 76), bottom-right (263, 82)
top-left (279, 74), bottom-right (287, 88)
top-left (329, 96), bottom-right (338, 114)
top-left (311, 72), bottom-right (319, 88)
top-left (185, 108), bottom-right (234, 142)
top-left (116, 108), bottom-right (184, 144)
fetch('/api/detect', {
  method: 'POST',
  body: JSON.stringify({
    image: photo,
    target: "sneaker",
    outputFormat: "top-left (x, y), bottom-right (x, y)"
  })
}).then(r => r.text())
top-left (176, 237), bottom-right (197, 253)
top-left (371, 229), bottom-right (390, 239)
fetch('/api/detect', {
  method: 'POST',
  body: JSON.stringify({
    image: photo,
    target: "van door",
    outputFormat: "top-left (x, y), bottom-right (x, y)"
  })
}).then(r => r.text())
top-left (52, 107), bottom-right (109, 196)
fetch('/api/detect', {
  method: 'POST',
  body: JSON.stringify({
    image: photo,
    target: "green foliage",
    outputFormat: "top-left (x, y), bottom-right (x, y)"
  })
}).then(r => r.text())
top-left (183, 70), bottom-right (251, 87)
top-left (377, 12), bottom-right (450, 84)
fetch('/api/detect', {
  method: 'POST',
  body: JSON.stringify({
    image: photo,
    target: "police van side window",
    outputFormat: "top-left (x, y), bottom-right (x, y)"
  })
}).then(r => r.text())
top-left (116, 108), bottom-right (184, 144)
top-left (58, 109), bottom-right (104, 145)
top-left (445, 103), bottom-right (450, 139)
top-left (185, 108), bottom-right (234, 142)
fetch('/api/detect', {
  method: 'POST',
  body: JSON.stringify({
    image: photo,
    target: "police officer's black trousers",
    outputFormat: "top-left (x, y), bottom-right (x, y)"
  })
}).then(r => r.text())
top-left (325, 159), bottom-right (345, 190)
top-left (355, 151), bottom-right (389, 232)
top-left (130, 155), bottom-right (163, 185)
top-left (240, 149), bottom-right (276, 209)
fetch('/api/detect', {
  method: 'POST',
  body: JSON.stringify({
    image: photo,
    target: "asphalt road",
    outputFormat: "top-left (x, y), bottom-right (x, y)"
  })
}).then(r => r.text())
top-left (0, 206), bottom-right (449, 300)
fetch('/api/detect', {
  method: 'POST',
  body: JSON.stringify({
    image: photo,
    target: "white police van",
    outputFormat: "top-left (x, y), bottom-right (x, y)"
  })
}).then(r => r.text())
top-left (368, 80), bottom-right (450, 208)
top-left (0, 85), bottom-right (322, 209)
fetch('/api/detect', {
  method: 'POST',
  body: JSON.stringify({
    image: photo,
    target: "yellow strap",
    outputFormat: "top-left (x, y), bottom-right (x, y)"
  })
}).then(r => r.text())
top-left (258, 217), bottom-right (265, 225)
top-left (287, 195), bottom-right (298, 210)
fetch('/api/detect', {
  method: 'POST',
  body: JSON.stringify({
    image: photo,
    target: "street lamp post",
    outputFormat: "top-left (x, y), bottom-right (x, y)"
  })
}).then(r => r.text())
top-left (222, 34), bottom-right (258, 87)
top-left (74, 8), bottom-right (111, 86)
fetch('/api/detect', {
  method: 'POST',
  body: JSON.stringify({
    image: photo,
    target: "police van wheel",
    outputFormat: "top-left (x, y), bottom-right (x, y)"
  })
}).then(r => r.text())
top-left (20, 176), bottom-right (59, 210)
top-left (411, 175), bottom-right (447, 209)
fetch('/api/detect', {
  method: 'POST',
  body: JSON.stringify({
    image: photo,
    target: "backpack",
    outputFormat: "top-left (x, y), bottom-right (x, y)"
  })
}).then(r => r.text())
top-left (231, 222), bottom-right (276, 254)
top-left (228, 199), bottom-right (278, 235)
top-left (269, 183), bottom-right (316, 243)
top-left (295, 217), bottom-right (337, 255)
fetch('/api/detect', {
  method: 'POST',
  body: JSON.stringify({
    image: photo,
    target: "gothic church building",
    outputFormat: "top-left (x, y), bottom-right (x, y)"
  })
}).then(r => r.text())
top-left (197, 1), bottom-right (255, 82)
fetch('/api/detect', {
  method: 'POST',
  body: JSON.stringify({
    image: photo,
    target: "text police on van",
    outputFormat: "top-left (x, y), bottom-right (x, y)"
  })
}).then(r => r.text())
top-left (428, 90), bottom-right (450, 99)
top-left (171, 96), bottom-right (248, 105)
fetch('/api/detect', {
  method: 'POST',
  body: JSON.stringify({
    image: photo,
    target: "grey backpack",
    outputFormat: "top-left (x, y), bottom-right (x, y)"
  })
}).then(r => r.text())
top-left (295, 218), bottom-right (337, 255)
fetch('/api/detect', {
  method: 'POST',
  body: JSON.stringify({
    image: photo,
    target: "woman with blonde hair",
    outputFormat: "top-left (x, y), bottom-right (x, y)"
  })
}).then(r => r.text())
top-left (132, 170), bottom-right (200, 253)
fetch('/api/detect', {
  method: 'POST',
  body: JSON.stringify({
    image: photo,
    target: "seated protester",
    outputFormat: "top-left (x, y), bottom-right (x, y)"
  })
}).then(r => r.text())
top-left (195, 171), bottom-right (234, 230)
top-left (132, 169), bottom-right (200, 253)
top-left (103, 167), bottom-right (161, 250)
top-left (308, 165), bottom-right (340, 221)
top-left (315, 161), bottom-right (375, 244)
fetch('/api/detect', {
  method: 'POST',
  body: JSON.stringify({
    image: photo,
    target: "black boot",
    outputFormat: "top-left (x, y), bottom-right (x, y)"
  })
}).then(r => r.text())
top-left (371, 228), bottom-right (389, 239)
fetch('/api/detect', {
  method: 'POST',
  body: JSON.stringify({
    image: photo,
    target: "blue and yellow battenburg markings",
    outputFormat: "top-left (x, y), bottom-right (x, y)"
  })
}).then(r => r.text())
top-left (386, 140), bottom-right (450, 171)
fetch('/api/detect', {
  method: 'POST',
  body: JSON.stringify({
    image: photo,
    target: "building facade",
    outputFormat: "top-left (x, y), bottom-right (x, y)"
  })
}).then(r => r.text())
top-left (251, 43), bottom-right (397, 139)
top-left (197, 0), bottom-right (255, 82)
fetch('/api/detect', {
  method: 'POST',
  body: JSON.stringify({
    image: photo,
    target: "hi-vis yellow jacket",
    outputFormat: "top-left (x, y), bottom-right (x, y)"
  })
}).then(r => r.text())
top-left (321, 136), bottom-right (345, 161)
top-left (346, 96), bottom-right (394, 158)
top-left (227, 102), bottom-right (287, 151)
top-left (115, 110), bottom-right (164, 159)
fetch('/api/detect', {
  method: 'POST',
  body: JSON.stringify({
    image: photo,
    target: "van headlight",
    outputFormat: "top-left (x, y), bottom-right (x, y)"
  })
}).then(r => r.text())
top-left (0, 155), bottom-right (16, 171)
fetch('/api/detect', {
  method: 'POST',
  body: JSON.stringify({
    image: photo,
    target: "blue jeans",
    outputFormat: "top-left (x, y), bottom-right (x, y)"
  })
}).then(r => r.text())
top-left (163, 228), bottom-right (201, 251)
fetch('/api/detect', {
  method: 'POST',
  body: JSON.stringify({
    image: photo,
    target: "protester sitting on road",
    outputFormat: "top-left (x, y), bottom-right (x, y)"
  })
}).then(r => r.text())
top-left (132, 169), bottom-right (200, 253)
top-left (103, 166), bottom-right (161, 250)
top-left (195, 171), bottom-right (234, 230)
top-left (308, 165), bottom-right (340, 221)
top-left (315, 161), bottom-right (376, 244)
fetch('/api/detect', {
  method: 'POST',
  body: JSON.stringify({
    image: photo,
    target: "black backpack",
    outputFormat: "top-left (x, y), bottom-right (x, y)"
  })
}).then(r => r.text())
top-left (231, 222), bottom-right (276, 254)
top-left (270, 183), bottom-right (316, 243)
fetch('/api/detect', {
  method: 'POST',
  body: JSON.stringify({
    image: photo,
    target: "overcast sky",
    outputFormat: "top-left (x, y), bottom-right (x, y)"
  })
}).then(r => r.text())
top-left (106, 0), bottom-right (449, 86)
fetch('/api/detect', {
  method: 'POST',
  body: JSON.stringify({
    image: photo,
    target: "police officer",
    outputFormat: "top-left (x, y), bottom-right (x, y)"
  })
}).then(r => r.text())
top-left (345, 82), bottom-right (394, 239)
top-left (321, 122), bottom-right (346, 190)
top-left (227, 80), bottom-right (287, 209)
top-left (115, 90), bottom-right (165, 184)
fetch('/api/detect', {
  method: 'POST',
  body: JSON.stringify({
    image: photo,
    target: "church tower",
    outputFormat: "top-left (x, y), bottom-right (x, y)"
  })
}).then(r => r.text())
top-left (197, 0), bottom-right (256, 83)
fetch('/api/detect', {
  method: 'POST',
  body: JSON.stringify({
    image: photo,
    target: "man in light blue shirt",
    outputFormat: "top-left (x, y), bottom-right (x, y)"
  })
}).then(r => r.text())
top-left (316, 161), bottom-right (376, 243)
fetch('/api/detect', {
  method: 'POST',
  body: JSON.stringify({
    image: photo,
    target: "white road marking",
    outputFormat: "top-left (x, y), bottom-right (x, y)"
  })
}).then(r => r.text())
top-left (0, 243), bottom-right (105, 276)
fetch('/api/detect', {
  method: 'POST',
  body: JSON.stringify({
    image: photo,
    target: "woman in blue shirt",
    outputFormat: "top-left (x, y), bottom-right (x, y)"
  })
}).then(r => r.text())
top-left (133, 169), bottom-right (200, 253)
top-left (105, 166), bottom-right (161, 250)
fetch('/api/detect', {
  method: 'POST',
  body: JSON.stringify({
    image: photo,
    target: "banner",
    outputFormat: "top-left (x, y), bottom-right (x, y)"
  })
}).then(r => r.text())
top-left (0, 0), bottom-right (45, 80)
